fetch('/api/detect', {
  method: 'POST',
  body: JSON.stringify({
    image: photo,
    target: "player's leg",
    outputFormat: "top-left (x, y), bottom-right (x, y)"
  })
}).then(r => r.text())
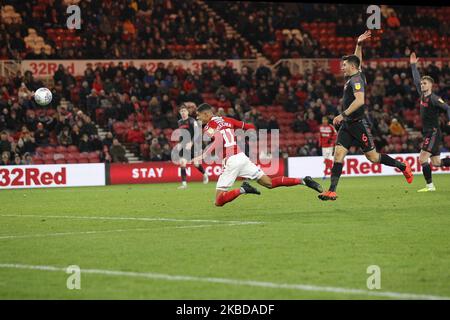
top-left (192, 148), bottom-right (208, 184)
top-left (193, 158), bottom-right (209, 184)
top-left (364, 148), bottom-right (412, 182)
top-left (215, 155), bottom-right (258, 207)
top-left (230, 152), bottom-right (322, 192)
top-left (318, 144), bottom-right (348, 200)
top-left (256, 174), bottom-right (322, 192)
top-left (418, 130), bottom-right (448, 192)
top-left (418, 150), bottom-right (434, 192)
top-left (322, 147), bottom-right (334, 179)
top-left (354, 120), bottom-right (412, 183)
top-left (319, 125), bottom-right (350, 201)
top-left (178, 158), bottom-right (188, 189)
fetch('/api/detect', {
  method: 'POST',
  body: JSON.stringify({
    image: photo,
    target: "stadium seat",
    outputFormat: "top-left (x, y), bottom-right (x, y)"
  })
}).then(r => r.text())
top-left (67, 145), bottom-right (79, 153)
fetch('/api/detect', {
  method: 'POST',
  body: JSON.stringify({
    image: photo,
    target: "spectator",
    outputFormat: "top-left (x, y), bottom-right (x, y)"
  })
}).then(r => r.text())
top-left (149, 138), bottom-right (163, 161)
top-left (389, 118), bottom-right (406, 136)
top-left (292, 114), bottom-right (309, 133)
top-left (13, 153), bottom-right (22, 165)
top-left (1, 152), bottom-right (10, 165)
top-left (71, 124), bottom-right (81, 147)
top-left (268, 115), bottom-right (280, 131)
top-left (110, 138), bottom-right (128, 163)
top-left (127, 123), bottom-right (145, 144)
top-left (34, 122), bottom-right (49, 145)
top-left (58, 127), bottom-right (72, 146)
top-left (103, 132), bottom-right (114, 149)
top-left (0, 131), bottom-right (12, 153)
top-left (78, 134), bottom-right (92, 153)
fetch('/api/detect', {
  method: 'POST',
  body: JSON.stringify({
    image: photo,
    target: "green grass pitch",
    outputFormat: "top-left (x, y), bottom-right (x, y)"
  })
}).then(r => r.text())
top-left (0, 175), bottom-right (449, 299)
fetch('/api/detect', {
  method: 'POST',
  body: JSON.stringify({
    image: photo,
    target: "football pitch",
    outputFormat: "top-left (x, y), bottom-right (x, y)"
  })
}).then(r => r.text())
top-left (0, 175), bottom-right (449, 300)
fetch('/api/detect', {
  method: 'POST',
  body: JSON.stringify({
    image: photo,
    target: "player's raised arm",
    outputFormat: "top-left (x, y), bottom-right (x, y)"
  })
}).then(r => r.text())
top-left (354, 30), bottom-right (371, 70)
top-left (410, 52), bottom-right (422, 95)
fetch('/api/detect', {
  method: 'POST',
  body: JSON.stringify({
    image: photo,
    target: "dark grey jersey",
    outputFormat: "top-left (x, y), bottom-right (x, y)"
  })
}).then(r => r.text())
top-left (411, 63), bottom-right (450, 131)
top-left (342, 71), bottom-right (367, 121)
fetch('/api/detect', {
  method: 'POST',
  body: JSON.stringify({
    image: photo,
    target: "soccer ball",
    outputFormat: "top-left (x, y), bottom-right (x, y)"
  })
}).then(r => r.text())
top-left (34, 87), bottom-right (52, 106)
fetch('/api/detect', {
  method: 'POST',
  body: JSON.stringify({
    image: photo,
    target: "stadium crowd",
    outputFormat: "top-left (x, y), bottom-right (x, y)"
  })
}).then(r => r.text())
top-left (1, 0), bottom-right (254, 61)
top-left (1, 1), bottom-right (449, 62)
top-left (1, 1), bottom-right (450, 164)
top-left (1, 57), bottom-right (449, 164)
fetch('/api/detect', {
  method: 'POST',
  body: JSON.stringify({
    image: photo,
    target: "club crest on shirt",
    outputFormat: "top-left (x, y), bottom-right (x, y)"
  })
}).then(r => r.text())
top-left (354, 83), bottom-right (361, 90)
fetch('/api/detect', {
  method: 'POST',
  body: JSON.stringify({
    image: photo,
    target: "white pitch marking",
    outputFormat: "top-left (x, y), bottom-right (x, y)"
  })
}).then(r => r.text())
top-left (0, 263), bottom-right (447, 300)
top-left (0, 228), bottom-right (155, 240)
top-left (0, 214), bottom-right (263, 225)
top-left (0, 222), bottom-right (261, 241)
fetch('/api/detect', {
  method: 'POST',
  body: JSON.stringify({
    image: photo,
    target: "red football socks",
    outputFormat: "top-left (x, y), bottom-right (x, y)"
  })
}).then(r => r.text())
top-left (324, 159), bottom-right (333, 176)
top-left (215, 189), bottom-right (242, 206)
top-left (271, 176), bottom-right (302, 188)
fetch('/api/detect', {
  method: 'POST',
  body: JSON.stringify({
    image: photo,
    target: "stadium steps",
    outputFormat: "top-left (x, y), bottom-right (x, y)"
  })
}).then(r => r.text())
top-left (197, 0), bottom-right (260, 58)
top-left (96, 125), bottom-right (142, 163)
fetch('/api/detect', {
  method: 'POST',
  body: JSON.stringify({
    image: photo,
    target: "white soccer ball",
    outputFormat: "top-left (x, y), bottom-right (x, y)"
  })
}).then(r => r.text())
top-left (34, 87), bottom-right (53, 106)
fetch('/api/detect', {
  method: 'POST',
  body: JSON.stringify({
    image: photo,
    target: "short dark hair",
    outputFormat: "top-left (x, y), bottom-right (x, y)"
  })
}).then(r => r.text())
top-left (197, 103), bottom-right (213, 112)
top-left (179, 103), bottom-right (188, 111)
top-left (421, 75), bottom-right (434, 84)
top-left (342, 54), bottom-right (361, 69)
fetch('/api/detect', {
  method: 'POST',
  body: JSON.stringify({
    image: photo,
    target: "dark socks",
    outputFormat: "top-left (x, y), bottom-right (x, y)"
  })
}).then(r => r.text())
top-left (421, 162), bottom-right (432, 184)
top-left (329, 162), bottom-right (343, 192)
top-left (380, 154), bottom-right (406, 171)
top-left (195, 164), bottom-right (205, 174)
top-left (181, 167), bottom-right (187, 182)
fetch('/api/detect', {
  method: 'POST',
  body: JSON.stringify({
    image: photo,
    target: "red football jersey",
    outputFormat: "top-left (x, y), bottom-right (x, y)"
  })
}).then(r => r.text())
top-left (319, 124), bottom-right (337, 148)
top-left (203, 116), bottom-right (256, 159)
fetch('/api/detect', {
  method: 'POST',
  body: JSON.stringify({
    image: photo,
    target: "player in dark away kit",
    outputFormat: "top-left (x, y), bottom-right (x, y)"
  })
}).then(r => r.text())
top-left (318, 30), bottom-right (413, 201)
top-left (176, 103), bottom-right (208, 189)
top-left (410, 52), bottom-right (450, 192)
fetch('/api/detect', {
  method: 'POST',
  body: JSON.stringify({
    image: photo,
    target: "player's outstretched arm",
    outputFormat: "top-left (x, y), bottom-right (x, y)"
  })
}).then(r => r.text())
top-left (354, 30), bottom-right (371, 70)
top-left (410, 52), bottom-right (422, 95)
top-left (225, 117), bottom-right (256, 130)
top-left (432, 96), bottom-right (450, 125)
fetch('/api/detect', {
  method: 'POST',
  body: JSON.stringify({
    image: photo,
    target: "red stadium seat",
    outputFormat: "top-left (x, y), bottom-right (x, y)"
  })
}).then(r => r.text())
top-left (67, 145), bottom-right (79, 153)
top-left (43, 153), bottom-right (54, 161)
top-left (44, 159), bottom-right (56, 164)
top-left (77, 158), bottom-right (89, 164)
top-left (79, 152), bottom-right (89, 158)
top-left (55, 159), bottom-right (66, 164)
top-left (55, 146), bottom-right (67, 153)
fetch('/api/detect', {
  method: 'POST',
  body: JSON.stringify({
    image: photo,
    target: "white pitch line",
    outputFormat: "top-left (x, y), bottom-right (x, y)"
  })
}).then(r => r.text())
top-left (0, 214), bottom-right (263, 225)
top-left (0, 228), bottom-right (155, 240)
top-left (0, 263), bottom-right (447, 300)
top-left (0, 222), bottom-right (260, 241)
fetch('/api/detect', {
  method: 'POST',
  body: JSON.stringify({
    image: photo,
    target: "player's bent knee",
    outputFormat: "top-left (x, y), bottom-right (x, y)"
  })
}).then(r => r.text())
top-left (257, 176), bottom-right (272, 189)
top-left (365, 152), bottom-right (379, 163)
top-left (431, 160), bottom-right (441, 167)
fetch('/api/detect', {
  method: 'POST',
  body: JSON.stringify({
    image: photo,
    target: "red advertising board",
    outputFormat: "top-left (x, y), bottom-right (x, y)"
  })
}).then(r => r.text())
top-left (110, 160), bottom-right (285, 185)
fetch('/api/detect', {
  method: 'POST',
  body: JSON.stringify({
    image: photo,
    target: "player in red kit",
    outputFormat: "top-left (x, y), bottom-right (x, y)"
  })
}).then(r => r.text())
top-left (193, 103), bottom-right (323, 207)
top-left (318, 116), bottom-right (337, 179)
